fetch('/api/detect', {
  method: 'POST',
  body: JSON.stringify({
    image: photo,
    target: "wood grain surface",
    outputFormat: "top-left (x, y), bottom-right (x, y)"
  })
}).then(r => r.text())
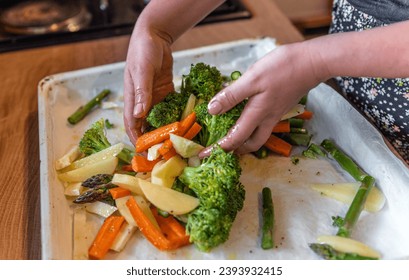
top-left (0, 0), bottom-right (302, 259)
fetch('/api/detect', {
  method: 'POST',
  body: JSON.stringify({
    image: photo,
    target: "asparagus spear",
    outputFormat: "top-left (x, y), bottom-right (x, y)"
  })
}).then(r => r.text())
top-left (73, 183), bottom-right (116, 204)
top-left (309, 243), bottom-right (377, 260)
top-left (302, 143), bottom-right (326, 159)
top-left (309, 139), bottom-right (379, 259)
top-left (321, 139), bottom-right (367, 181)
top-left (261, 187), bottom-right (275, 249)
top-left (67, 89), bottom-right (111, 125)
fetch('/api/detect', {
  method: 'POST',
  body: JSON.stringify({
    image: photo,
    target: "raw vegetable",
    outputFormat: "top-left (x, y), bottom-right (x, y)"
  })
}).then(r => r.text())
top-left (84, 201), bottom-right (117, 218)
top-left (69, 143), bottom-right (124, 170)
top-left (55, 145), bottom-right (82, 170)
top-left (131, 155), bottom-right (161, 172)
top-left (111, 173), bottom-right (144, 197)
top-left (294, 110), bottom-right (313, 120)
top-left (271, 121), bottom-right (291, 133)
top-left (88, 215), bottom-right (125, 260)
top-left (68, 89), bottom-right (111, 125)
top-left (58, 156), bottom-right (118, 182)
top-left (261, 187), bottom-right (275, 250)
top-left (109, 187), bottom-right (131, 199)
top-left (110, 222), bottom-right (137, 252)
top-left (151, 155), bottom-right (187, 188)
top-left (170, 133), bottom-right (204, 158)
top-left (135, 121), bottom-right (180, 153)
top-left (280, 104), bottom-right (305, 120)
top-left (81, 174), bottom-right (113, 188)
top-left (138, 179), bottom-right (199, 215)
top-left (64, 182), bottom-right (83, 196)
top-left (263, 134), bottom-right (292, 157)
top-left (181, 94), bottom-right (197, 120)
top-left (73, 183), bottom-right (116, 204)
top-left (310, 182), bottom-right (385, 212)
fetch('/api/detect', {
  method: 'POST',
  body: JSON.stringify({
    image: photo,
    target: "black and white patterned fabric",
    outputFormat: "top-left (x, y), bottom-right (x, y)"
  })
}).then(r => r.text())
top-left (330, 0), bottom-right (409, 164)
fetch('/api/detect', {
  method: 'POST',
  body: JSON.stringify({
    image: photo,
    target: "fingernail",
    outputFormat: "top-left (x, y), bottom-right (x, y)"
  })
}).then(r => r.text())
top-left (208, 100), bottom-right (222, 114)
top-left (134, 103), bottom-right (144, 117)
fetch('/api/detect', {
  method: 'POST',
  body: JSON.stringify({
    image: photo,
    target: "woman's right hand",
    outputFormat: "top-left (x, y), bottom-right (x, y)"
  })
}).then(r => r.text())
top-left (123, 28), bottom-right (175, 145)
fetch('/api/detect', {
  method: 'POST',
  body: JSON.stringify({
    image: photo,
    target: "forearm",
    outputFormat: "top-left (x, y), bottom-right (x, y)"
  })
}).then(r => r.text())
top-left (305, 20), bottom-right (409, 81)
top-left (135, 0), bottom-right (226, 43)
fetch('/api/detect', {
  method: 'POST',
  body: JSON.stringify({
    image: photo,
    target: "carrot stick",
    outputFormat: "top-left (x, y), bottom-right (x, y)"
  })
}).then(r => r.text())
top-left (109, 187), bottom-right (131, 199)
top-left (131, 155), bottom-right (161, 172)
top-left (135, 122), bottom-right (180, 153)
top-left (294, 110), bottom-right (313, 120)
top-left (183, 122), bottom-right (202, 140)
top-left (158, 112), bottom-right (197, 156)
top-left (271, 120), bottom-right (291, 133)
top-left (151, 207), bottom-right (191, 249)
top-left (264, 134), bottom-right (292, 157)
top-left (126, 196), bottom-right (171, 250)
top-left (162, 147), bottom-right (177, 160)
top-left (179, 111), bottom-right (196, 135)
top-left (88, 215), bottom-right (125, 260)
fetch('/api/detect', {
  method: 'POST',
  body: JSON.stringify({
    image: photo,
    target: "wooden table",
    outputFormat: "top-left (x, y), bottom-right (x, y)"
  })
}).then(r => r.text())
top-left (0, 0), bottom-right (302, 259)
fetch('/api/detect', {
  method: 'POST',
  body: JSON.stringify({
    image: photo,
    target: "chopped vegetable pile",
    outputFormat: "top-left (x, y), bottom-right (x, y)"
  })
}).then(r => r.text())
top-left (55, 62), bottom-right (385, 260)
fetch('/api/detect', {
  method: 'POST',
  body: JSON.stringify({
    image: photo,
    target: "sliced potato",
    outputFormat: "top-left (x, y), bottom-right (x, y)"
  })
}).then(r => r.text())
top-left (115, 196), bottom-right (137, 227)
top-left (280, 104), bottom-right (305, 120)
top-left (55, 145), bottom-right (82, 170)
top-left (70, 143), bottom-right (124, 169)
top-left (58, 156), bottom-right (118, 182)
top-left (170, 133), bottom-right (204, 158)
top-left (181, 93), bottom-right (197, 120)
top-left (147, 143), bottom-right (163, 161)
top-left (317, 235), bottom-right (381, 259)
top-left (311, 182), bottom-right (386, 212)
top-left (111, 173), bottom-right (144, 196)
top-left (64, 182), bottom-right (83, 197)
top-left (139, 179), bottom-right (199, 215)
top-left (110, 222), bottom-right (137, 252)
top-left (84, 201), bottom-right (117, 218)
top-left (151, 155), bottom-right (187, 188)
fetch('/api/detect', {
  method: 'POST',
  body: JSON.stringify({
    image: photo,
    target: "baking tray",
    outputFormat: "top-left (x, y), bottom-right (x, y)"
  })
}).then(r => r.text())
top-left (38, 38), bottom-right (409, 260)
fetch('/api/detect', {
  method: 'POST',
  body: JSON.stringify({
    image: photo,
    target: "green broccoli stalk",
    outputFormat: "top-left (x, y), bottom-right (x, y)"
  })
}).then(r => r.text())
top-left (79, 119), bottom-right (134, 164)
top-left (146, 91), bottom-right (190, 129)
top-left (178, 145), bottom-right (245, 252)
top-left (181, 62), bottom-right (224, 102)
top-left (194, 100), bottom-right (246, 147)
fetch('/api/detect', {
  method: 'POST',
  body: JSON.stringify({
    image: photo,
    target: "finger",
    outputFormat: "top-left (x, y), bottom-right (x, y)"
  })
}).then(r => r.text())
top-left (235, 116), bottom-right (277, 154)
top-left (208, 75), bottom-right (259, 115)
top-left (124, 69), bottom-right (140, 144)
top-left (130, 62), bottom-right (155, 118)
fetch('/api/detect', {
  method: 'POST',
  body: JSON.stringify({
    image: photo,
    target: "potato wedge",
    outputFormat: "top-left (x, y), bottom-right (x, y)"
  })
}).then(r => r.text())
top-left (280, 104), bottom-right (305, 120)
top-left (55, 145), bottom-right (82, 170)
top-left (58, 156), bottom-right (118, 182)
top-left (317, 235), bottom-right (381, 259)
top-left (311, 182), bottom-right (385, 212)
top-left (110, 222), bottom-right (137, 252)
top-left (70, 143), bottom-right (124, 170)
top-left (139, 179), bottom-right (199, 215)
top-left (84, 201), bottom-right (117, 218)
top-left (111, 173), bottom-right (144, 196)
top-left (181, 94), bottom-right (197, 120)
top-left (170, 133), bottom-right (204, 158)
top-left (151, 155), bottom-right (187, 188)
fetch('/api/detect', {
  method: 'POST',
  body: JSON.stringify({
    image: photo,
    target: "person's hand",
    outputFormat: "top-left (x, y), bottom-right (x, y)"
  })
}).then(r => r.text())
top-left (199, 43), bottom-right (325, 157)
top-left (123, 28), bottom-right (175, 144)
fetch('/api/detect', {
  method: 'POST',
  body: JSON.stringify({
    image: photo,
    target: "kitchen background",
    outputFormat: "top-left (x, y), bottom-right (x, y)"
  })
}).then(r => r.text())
top-left (0, 0), bottom-right (331, 53)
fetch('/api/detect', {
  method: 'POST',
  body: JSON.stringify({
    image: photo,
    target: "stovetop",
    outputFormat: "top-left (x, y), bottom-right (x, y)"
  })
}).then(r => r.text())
top-left (0, 0), bottom-right (251, 53)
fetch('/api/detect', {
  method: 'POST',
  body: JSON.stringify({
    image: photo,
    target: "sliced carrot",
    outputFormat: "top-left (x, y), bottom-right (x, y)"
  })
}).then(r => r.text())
top-left (271, 120), bottom-right (291, 133)
top-left (126, 196), bottom-right (171, 250)
top-left (183, 122), bottom-right (202, 140)
top-left (158, 112), bottom-right (197, 156)
top-left (158, 139), bottom-right (173, 156)
top-left (135, 122), bottom-right (180, 153)
top-left (88, 215), bottom-right (125, 260)
top-left (121, 164), bottom-right (134, 172)
top-left (131, 155), bottom-right (161, 172)
top-left (179, 111), bottom-right (196, 135)
top-left (109, 187), bottom-right (131, 199)
top-left (151, 207), bottom-right (190, 249)
top-left (294, 110), bottom-right (313, 120)
top-left (264, 134), bottom-right (292, 157)
top-left (162, 147), bottom-right (177, 160)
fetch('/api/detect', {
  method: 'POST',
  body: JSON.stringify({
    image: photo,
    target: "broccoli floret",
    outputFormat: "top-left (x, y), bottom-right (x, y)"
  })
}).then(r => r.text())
top-left (182, 62), bottom-right (224, 102)
top-left (146, 91), bottom-right (189, 128)
top-left (79, 118), bottom-right (134, 164)
top-left (193, 100), bottom-right (246, 147)
top-left (178, 145), bottom-right (245, 251)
